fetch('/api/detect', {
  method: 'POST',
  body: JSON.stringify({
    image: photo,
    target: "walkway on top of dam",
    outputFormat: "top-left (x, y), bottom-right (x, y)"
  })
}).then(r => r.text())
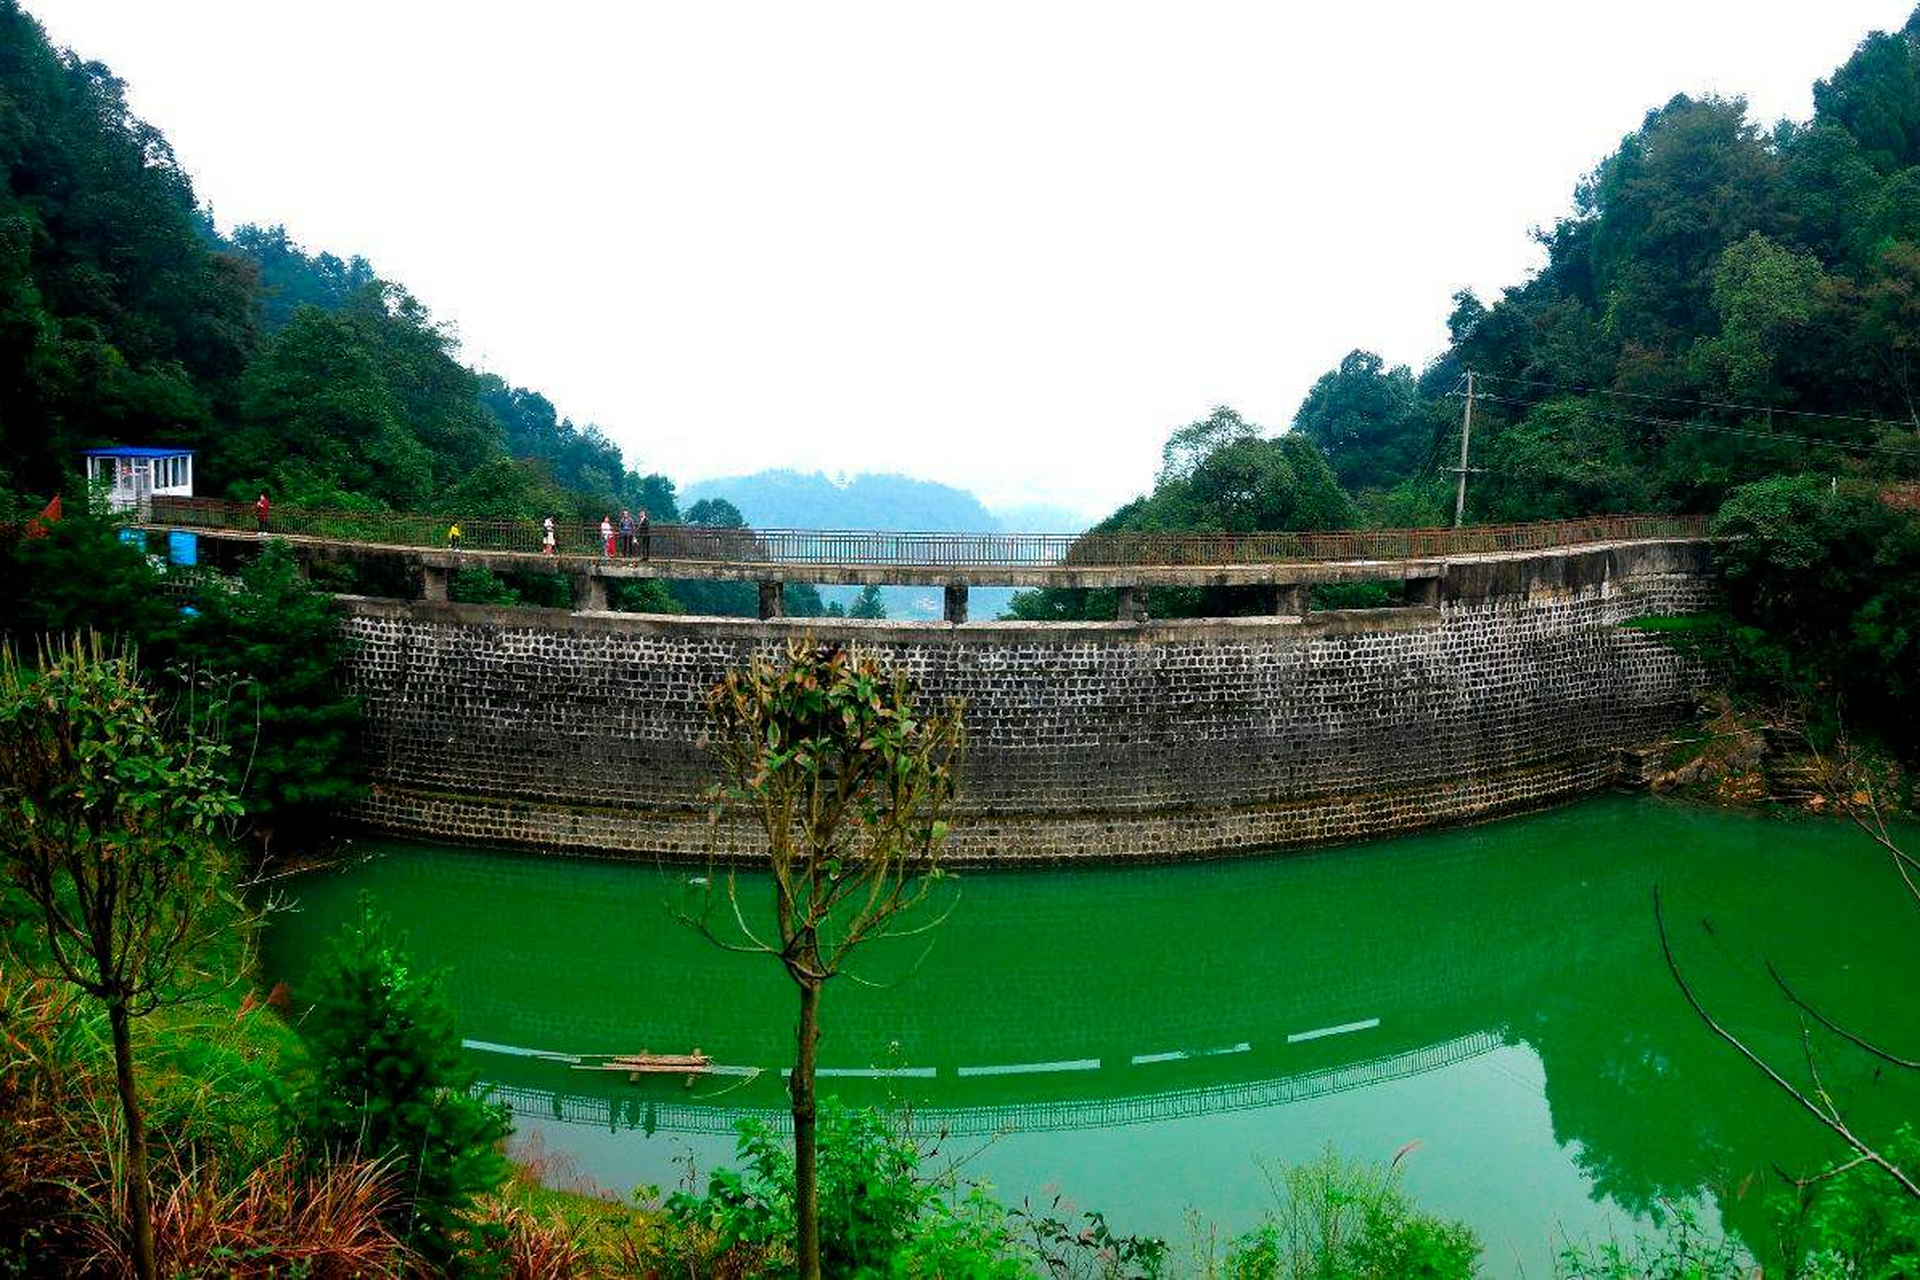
top-left (145, 496), bottom-right (1709, 593)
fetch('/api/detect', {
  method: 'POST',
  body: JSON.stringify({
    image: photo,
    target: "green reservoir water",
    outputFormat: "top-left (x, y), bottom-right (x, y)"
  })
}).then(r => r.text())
top-left (260, 796), bottom-right (1920, 1274)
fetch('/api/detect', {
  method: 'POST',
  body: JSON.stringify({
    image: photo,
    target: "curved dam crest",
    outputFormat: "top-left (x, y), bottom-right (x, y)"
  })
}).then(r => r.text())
top-left (339, 539), bottom-right (1717, 862)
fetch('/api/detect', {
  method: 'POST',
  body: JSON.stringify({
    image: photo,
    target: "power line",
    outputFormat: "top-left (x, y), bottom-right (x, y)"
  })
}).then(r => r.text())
top-left (1462, 389), bottom-right (1920, 460)
top-left (1470, 371), bottom-right (1919, 436)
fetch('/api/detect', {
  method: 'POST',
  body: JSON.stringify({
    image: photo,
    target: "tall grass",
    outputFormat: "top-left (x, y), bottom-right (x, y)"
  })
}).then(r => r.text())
top-left (80, 1151), bottom-right (405, 1277)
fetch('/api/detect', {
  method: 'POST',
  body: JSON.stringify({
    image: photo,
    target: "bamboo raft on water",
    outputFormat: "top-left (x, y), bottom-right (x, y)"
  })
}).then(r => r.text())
top-left (570, 1048), bottom-right (712, 1085)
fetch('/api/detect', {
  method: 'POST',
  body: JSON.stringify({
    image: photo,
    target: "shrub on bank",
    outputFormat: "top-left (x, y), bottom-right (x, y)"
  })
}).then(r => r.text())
top-left (655, 1098), bottom-right (1167, 1278)
top-left (1200, 1147), bottom-right (1480, 1280)
top-left (297, 894), bottom-right (511, 1271)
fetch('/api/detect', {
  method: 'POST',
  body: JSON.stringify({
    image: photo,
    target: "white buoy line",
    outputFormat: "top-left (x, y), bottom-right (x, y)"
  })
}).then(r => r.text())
top-left (463, 1016), bottom-right (1379, 1081)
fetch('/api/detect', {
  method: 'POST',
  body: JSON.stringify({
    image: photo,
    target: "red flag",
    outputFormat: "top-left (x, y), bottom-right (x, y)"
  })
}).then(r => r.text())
top-left (24, 494), bottom-right (60, 539)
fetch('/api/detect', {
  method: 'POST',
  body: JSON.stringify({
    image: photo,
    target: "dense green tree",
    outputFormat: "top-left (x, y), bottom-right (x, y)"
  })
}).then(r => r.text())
top-left (223, 306), bottom-right (433, 508)
top-left (1697, 233), bottom-right (1828, 399)
top-left (848, 584), bottom-right (886, 619)
top-left (438, 455), bottom-right (575, 522)
top-left (1291, 351), bottom-right (1429, 490)
top-left (1012, 407), bottom-right (1354, 620)
top-left (784, 582), bottom-right (827, 617)
top-left (1471, 399), bottom-right (1655, 520)
top-left (687, 496), bottom-right (746, 528)
top-left (227, 224), bottom-right (377, 333)
top-left (0, 503), bottom-right (181, 653)
top-left (298, 896), bottom-right (509, 1270)
top-left (1710, 476), bottom-right (1920, 750)
top-left (633, 472), bottom-right (681, 522)
top-left (1813, 15), bottom-right (1920, 174)
top-left (448, 565), bottom-right (520, 606)
top-left (476, 374), bottom-right (634, 515)
top-left (179, 541), bottom-right (362, 842)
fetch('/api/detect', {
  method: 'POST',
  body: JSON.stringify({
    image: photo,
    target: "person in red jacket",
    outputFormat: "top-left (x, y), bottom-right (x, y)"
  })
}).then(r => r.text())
top-left (254, 492), bottom-right (271, 532)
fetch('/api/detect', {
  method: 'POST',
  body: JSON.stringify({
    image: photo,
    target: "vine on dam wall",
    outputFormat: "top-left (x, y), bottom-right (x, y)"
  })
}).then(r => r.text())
top-left (339, 541), bottom-right (1717, 863)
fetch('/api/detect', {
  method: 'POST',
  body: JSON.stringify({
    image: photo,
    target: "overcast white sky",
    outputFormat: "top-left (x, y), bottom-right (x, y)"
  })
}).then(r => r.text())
top-left (26, 2), bottom-right (1919, 519)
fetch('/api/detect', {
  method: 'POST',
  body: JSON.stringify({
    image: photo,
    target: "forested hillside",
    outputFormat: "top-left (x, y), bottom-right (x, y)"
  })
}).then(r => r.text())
top-left (0, 0), bottom-right (665, 526)
top-left (1290, 10), bottom-right (1920, 522)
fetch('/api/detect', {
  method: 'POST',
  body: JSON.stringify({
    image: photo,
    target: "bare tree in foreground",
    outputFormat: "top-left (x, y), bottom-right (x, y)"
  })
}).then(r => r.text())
top-left (0, 634), bottom-right (243, 1280)
top-left (1657, 731), bottom-right (1920, 1203)
top-left (684, 638), bottom-right (964, 1280)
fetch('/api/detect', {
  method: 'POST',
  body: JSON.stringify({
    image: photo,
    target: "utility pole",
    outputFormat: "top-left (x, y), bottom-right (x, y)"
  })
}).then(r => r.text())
top-left (1451, 370), bottom-right (1477, 528)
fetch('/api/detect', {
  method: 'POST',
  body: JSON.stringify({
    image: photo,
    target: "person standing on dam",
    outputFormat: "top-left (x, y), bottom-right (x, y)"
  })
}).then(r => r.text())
top-left (637, 507), bottom-right (651, 560)
top-left (600, 515), bottom-right (615, 557)
top-left (253, 491), bottom-right (270, 532)
top-left (619, 508), bottom-right (635, 556)
top-left (542, 516), bottom-right (556, 555)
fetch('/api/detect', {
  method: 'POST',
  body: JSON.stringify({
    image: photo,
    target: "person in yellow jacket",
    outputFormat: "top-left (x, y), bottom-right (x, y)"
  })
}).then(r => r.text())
top-left (447, 522), bottom-right (462, 551)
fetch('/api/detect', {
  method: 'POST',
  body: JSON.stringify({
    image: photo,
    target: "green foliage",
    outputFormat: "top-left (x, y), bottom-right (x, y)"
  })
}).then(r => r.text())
top-left (0, 502), bottom-right (181, 654)
top-left (1217, 1148), bottom-right (1479, 1280)
top-left (0, 518), bottom-right (364, 847)
top-left (1291, 351), bottom-right (1431, 491)
top-left (134, 993), bottom-right (307, 1184)
top-left (663, 1100), bottom-right (1162, 1279)
top-left (848, 584), bottom-right (887, 619)
top-left (449, 565), bottom-right (521, 606)
top-left (687, 496), bottom-right (747, 528)
top-left (297, 895), bottom-right (509, 1270)
top-left (0, 0), bottom-right (252, 497)
top-left (1796, 1131), bottom-right (1920, 1277)
top-left (228, 224), bottom-right (377, 333)
top-left (0, 633), bottom-right (246, 1280)
top-left (0, 633), bottom-right (243, 1006)
top-left (223, 303), bottom-right (436, 509)
top-left (1471, 398), bottom-right (1655, 521)
top-left (1263, 17), bottom-right (1920, 519)
top-left (0, 0), bottom-right (653, 536)
top-left (179, 541), bottom-right (363, 837)
top-left (609, 577), bottom-right (681, 614)
top-left (1021, 408), bottom-right (1354, 620)
top-left (438, 456), bottom-right (577, 523)
top-left (1710, 474), bottom-right (1920, 750)
top-left (1554, 1204), bottom-right (1747, 1279)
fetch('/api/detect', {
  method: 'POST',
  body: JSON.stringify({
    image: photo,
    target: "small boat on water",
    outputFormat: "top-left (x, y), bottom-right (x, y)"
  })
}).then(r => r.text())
top-left (571, 1048), bottom-right (712, 1085)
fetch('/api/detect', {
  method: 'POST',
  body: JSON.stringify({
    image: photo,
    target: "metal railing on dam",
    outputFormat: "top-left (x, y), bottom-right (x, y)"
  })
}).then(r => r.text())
top-left (147, 496), bottom-right (1708, 571)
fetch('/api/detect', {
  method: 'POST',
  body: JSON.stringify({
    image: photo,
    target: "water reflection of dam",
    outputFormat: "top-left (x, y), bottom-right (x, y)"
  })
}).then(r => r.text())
top-left (478, 1029), bottom-right (1506, 1138)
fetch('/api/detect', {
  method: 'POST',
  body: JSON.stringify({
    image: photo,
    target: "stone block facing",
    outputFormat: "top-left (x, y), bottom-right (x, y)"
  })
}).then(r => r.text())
top-left (339, 540), bottom-right (1717, 864)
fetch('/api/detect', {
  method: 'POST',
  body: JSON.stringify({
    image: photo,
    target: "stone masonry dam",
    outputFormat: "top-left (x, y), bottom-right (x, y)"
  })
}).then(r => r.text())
top-left (201, 514), bottom-right (1716, 864)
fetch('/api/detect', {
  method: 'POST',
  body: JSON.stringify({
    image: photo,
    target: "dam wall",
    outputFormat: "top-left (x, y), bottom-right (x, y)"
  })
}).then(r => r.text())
top-left (340, 539), bottom-right (1716, 863)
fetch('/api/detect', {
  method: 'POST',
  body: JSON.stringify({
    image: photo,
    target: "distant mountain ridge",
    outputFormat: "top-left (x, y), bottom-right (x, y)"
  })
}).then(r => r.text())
top-left (678, 469), bottom-right (1085, 534)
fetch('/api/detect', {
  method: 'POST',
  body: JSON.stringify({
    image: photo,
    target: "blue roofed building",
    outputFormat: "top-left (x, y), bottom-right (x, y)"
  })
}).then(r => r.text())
top-left (82, 445), bottom-right (195, 513)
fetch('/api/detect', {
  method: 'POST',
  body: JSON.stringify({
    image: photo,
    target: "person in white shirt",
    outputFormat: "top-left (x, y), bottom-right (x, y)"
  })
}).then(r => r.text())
top-left (542, 516), bottom-right (556, 555)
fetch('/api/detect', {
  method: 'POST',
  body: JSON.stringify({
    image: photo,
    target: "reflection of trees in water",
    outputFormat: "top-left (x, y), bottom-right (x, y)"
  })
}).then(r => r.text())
top-left (1519, 852), bottom-right (1920, 1264)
